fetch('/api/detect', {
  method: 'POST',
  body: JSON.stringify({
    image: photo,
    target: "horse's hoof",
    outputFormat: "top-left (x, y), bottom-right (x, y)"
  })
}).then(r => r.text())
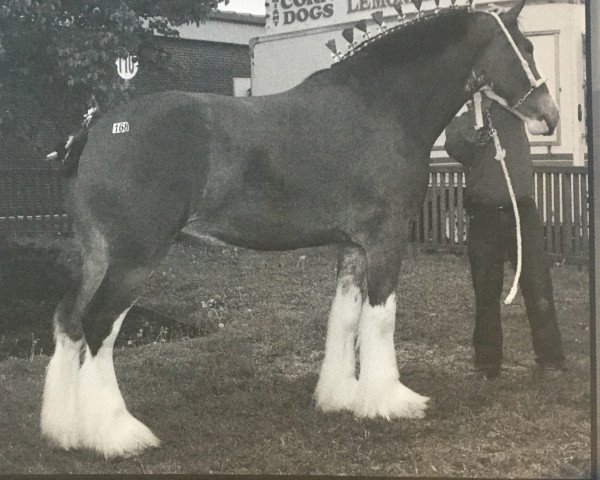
top-left (79, 410), bottom-right (160, 459)
top-left (314, 376), bottom-right (358, 412)
top-left (534, 360), bottom-right (567, 378)
top-left (352, 380), bottom-right (429, 420)
top-left (41, 427), bottom-right (82, 452)
top-left (77, 361), bottom-right (160, 458)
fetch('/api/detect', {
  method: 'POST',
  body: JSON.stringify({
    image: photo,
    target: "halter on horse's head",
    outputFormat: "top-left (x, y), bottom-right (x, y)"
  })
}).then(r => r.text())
top-left (468, 0), bottom-right (559, 135)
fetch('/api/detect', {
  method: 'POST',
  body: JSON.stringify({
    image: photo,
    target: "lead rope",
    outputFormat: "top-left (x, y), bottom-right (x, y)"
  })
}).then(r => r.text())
top-left (473, 92), bottom-right (522, 305)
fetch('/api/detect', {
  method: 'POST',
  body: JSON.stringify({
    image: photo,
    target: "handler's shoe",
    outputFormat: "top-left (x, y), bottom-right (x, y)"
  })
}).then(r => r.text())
top-left (473, 363), bottom-right (502, 379)
top-left (534, 359), bottom-right (567, 378)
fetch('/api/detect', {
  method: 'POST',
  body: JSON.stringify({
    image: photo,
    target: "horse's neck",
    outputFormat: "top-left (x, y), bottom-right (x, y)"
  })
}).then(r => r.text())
top-left (398, 43), bottom-right (481, 147)
top-left (338, 33), bottom-right (486, 150)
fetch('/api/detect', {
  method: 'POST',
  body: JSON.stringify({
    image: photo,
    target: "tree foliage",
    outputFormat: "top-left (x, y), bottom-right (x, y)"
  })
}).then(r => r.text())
top-left (0, 0), bottom-right (225, 156)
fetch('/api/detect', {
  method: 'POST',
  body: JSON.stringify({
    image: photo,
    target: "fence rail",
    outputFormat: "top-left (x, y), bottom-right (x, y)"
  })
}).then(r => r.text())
top-left (0, 164), bottom-right (591, 263)
top-left (0, 167), bottom-right (72, 236)
top-left (411, 164), bottom-right (590, 264)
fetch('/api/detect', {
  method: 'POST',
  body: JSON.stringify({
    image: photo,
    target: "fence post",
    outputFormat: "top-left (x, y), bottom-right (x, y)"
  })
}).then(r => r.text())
top-left (561, 171), bottom-right (574, 260)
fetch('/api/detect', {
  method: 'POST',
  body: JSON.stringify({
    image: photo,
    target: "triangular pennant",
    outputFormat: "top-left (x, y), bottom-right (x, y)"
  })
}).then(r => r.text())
top-left (371, 11), bottom-right (384, 26)
top-left (450, 0), bottom-right (457, 5)
top-left (325, 39), bottom-right (338, 55)
top-left (412, 0), bottom-right (423, 11)
top-left (433, 0), bottom-right (440, 7)
top-left (393, 3), bottom-right (404, 17)
top-left (341, 27), bottom-right (354, 45)
top-left (354, 19), bottom-right (368, 33)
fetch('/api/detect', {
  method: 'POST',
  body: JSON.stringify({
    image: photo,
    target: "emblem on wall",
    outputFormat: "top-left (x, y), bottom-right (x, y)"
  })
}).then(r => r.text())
top-left (115, 55), bottom-right (139, 80)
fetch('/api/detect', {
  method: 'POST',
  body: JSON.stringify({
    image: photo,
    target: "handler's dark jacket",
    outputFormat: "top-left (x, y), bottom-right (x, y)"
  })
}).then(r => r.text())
top-left (444, 103), bottom-right (534, 207)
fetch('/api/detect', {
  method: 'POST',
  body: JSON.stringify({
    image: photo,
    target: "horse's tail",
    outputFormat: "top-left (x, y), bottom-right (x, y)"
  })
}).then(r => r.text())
top-left (46, 106), bottom-right (99, 177)
top-left (46, 129), bottom-right (90, 176)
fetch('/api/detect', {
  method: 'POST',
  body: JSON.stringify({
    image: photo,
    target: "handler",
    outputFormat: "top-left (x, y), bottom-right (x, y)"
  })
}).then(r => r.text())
top-left (444, 97), bottom-right (565, 378)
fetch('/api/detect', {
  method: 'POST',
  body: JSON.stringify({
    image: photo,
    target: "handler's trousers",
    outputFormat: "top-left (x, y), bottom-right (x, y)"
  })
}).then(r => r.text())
top-left (467, 197), bottom-right (565, 376)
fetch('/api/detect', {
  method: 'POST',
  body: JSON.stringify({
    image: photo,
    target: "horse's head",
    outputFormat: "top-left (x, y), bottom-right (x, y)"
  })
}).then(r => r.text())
top-left (472, 0), bottom-right (559, 135)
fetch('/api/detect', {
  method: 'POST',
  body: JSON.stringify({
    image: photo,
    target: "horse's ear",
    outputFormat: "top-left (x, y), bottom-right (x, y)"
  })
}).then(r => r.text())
top-left (500, 0), bottom-right (525, 23)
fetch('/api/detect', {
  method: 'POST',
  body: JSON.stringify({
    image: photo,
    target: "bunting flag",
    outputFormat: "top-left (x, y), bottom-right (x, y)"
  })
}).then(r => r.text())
top-left (371, 11), bottom-right (386, 31)
top-left (341, 27), bottom-right (355, 46)
top-left (413, 0), bottom-right (423, 11)
top-left (325, 39), bottom-right (341, 61)
top-left (393, 3), bottom-right (404, 18)
top-left (355, 19), bottom-right (371, 39)
top-left (355, 19), bottom-right (368, 33)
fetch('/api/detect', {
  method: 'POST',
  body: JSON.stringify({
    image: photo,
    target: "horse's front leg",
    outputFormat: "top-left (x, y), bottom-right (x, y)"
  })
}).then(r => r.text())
top-left (315, 245), bottom-right (366, 412)
top-left (353, 229), bottom-right (429, 419)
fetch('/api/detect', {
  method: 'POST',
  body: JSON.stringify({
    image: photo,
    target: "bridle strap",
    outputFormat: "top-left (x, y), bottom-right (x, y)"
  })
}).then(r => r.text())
top-left (482, 11), bottom-right (544, 88)
top-left (479, 85), bottom-right (530, 122)
top-left (472, 11), bottom-right (547, 120)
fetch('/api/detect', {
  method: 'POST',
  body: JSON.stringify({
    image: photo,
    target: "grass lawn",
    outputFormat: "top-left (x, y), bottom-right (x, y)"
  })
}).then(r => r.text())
top-left (0, 237), bottom-right (591, 476)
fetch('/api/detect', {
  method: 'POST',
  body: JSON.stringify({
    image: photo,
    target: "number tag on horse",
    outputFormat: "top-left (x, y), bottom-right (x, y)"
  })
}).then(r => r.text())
top-left (112, 122), bottom-right (129, 134)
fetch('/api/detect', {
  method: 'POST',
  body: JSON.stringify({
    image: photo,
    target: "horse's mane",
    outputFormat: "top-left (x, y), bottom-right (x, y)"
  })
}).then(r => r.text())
top-left (304, 6), bottom-right (473, 86)
top-left (304, 6), bottom-right (474, 83)
top-left (343, 6), bottom-right (471, 60)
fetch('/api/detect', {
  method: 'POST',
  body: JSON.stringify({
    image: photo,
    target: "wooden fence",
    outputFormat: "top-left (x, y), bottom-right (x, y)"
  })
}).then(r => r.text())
top-left (0, 163), bottom-right (591, 263)
top-left (0, 167), bottom-right (71, 236)
top-left (411, 164), bottom-right (590, 264)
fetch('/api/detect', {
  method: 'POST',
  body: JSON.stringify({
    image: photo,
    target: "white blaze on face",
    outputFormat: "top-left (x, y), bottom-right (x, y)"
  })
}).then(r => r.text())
top-left (315, 278), bottom-right (362, 412)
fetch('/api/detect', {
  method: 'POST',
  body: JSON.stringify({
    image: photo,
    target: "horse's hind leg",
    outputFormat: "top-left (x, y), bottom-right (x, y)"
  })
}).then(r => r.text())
top-left (76, 258), bottom-right (160, 458)
top-left (314, 245), bottom-right (366, 412)
top-left (42, 228), bottom-right (161, 458)
top-left (41, 234), bottom-right (107, 450)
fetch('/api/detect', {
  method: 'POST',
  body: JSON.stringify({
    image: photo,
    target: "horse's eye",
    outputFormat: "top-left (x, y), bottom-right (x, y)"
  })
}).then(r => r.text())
top-left (524, 42), bottom-right (534, 55)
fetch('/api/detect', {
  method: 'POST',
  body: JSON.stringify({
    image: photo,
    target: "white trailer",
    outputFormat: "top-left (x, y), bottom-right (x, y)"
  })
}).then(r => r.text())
top-left (251, 0), bottom-right (586, 165)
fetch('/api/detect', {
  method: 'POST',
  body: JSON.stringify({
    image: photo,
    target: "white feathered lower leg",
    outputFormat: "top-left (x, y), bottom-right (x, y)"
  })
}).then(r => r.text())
top-left (315, 278), bottom-right (361, 411)
top-left (77, 308), bottom-right (159, 458)
top-left (41, 331), bottom-right (83, 449)
top-left (353, 294), bottom-right (428, 419)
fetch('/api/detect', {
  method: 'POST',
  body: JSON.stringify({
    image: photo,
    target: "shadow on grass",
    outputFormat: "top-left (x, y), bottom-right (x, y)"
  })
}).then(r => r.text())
top-left (0, 235), bottom-right (201, 361)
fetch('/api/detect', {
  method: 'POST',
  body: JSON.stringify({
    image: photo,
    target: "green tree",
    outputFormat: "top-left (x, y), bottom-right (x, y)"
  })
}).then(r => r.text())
top-left (0, 0), bottom-right (226, 157)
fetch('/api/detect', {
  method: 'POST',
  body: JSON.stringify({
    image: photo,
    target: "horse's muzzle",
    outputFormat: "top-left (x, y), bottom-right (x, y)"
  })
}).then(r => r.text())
top-left (524, 89), bottom-right (560, 136)
top-left (525, 113), bottom-right (558, 136)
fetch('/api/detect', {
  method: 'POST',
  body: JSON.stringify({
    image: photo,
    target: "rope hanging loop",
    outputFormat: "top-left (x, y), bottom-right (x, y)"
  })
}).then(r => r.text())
top-left (472, 101), bottom-right (522, 305)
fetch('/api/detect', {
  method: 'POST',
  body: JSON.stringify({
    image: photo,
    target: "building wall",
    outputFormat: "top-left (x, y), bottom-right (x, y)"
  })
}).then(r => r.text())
top-left (133, 37), bottom-right (253, 97)
top-left (176, 11), bottom-right (265, 45)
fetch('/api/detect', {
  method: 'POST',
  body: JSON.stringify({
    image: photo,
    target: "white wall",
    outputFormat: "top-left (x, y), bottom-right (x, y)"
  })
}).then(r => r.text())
top-left (176, 14), bottom-right (265, 45)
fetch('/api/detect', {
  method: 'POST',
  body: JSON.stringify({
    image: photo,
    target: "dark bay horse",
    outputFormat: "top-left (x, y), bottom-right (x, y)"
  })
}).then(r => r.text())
top-left (41, 0), bottom-right (559, 458)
